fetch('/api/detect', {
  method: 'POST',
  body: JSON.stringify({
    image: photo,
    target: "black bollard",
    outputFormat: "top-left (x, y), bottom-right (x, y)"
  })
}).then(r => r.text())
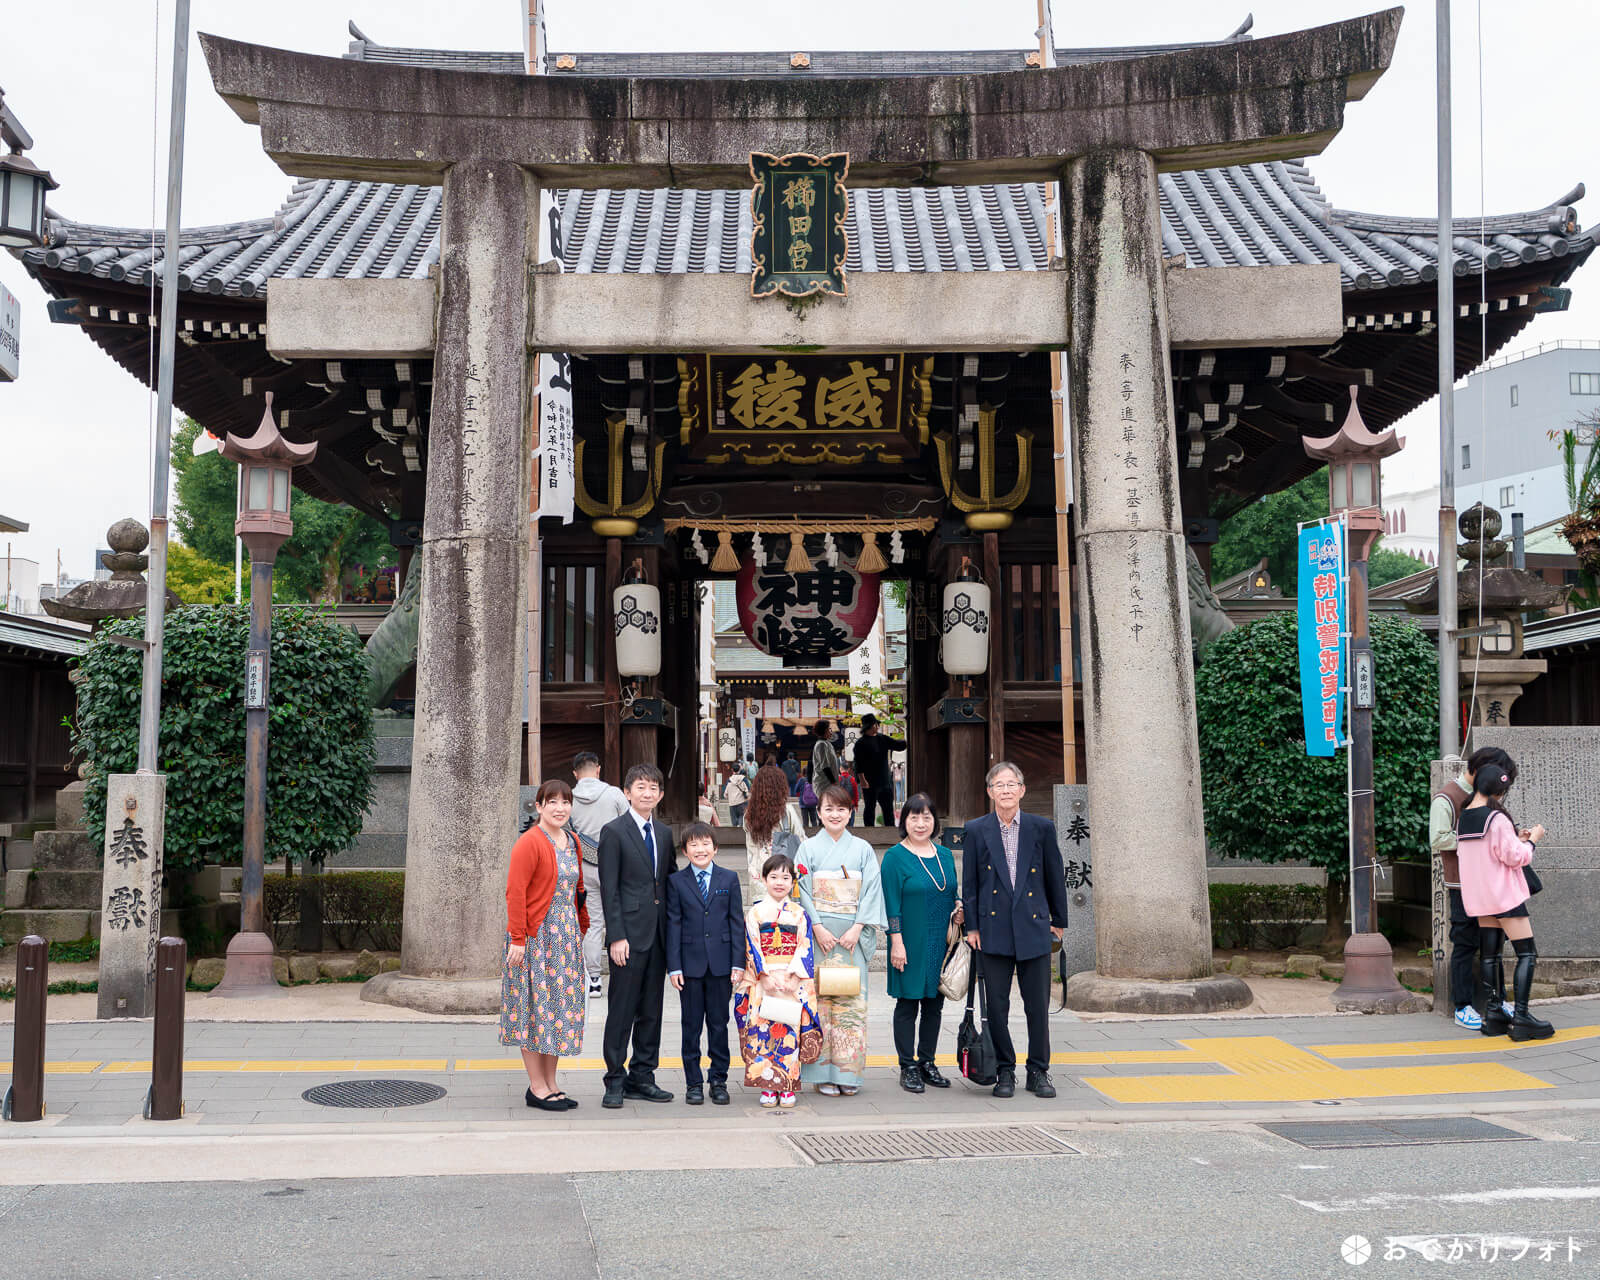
top-left (4, 935), bottom-right (48, 1122)
top-left (145, 937), bottom-right (187, 1121)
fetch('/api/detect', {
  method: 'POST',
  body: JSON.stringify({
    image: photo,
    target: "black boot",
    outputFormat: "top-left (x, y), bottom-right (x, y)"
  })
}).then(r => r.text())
top-left (1508, 937), bottom-right (1555, 1042)
top-left (1478, 928), bottom-right (1511, 1037)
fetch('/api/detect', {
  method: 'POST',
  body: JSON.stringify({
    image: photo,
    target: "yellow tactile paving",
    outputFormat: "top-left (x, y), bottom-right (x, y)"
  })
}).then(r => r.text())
top-left (0, 1062), bottom-right (102, 1075)
top-left (1311, 1025), bottom-right (1600, 1059)
top-left (1083, 1035), bottom-right (1558, 1104)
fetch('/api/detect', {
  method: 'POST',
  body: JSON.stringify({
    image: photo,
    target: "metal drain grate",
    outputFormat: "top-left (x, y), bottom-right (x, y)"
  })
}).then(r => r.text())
top-left (789, 1125), bottom-right (1078, 1165)
top-left (301, 1079), bottom-right (447, 1109)
top-left (1263, 1117), bottom-right (1533, 1150)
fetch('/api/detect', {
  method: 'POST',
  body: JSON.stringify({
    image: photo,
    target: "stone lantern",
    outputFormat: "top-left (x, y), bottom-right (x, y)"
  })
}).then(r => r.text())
top-left (212, 393), bottom-right (317, 997)
top-left (41, 518), bottom-right (181, 628)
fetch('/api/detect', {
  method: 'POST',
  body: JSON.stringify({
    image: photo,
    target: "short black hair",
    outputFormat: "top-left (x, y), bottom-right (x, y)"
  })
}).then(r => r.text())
top-left (572, 751), bottom-right (601, 774)
top-left (624, 763), bottom-right (665, 790)
top-left (860, 713), bottom-right (879, 729)
top-left (1466, 747), bottom-right (1516, 786)
top-left (761, 852), bottom-right (796, 881)
top-left (681, 821), bottom-right (716, 849)
top-left (898, 792), bottom-right (940, 839)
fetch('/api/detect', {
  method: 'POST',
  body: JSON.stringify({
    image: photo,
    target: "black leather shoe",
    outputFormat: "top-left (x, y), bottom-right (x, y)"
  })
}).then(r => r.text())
top-left (526, 1088), bottom-right (568, 1112)
top-left (993, 1070), bottom-right (1016, 1099)
top-left (685, 1085), bottom-right (705, 1105)
top-left (709, 1084), bottom-right (731, 1105)
top-left (899, 1065), bottom-right (926, 1093)
top-left (918, 1060), bottom-right (950, 1089)
top-left (1025, 1069), bottom-right (1057, 1099)
top-left (601, 1083), bottom-right (625, 1109)
top-left (624, 1079), bottom-right (674, 1103)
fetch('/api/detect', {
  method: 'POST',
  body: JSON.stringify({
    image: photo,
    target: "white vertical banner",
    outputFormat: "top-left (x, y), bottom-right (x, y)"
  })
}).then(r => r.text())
top-left (847, 592), bottom-right (888, 719)
top-left (534, 190), bottom-right (574, 524)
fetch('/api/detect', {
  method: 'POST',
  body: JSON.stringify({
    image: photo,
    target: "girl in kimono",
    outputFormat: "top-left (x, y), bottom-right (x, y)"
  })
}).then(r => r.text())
top-left (797, 784), bottom-right (888, 1096)
top-left (733, 853), bottom-right (823, 1108)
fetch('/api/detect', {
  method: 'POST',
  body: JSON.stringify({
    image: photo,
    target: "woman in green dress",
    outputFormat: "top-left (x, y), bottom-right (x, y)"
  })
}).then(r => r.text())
top-left (882, 792), bottom-right (960, 1093)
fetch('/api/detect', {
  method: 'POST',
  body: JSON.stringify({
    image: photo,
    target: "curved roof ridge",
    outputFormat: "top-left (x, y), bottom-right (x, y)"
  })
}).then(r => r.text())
top-left (1328, 183), bottom-right (1585, 239)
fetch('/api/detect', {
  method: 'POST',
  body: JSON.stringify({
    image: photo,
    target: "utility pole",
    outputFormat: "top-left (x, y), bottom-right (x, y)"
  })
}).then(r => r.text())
top-left (1436, 0), bottom-right (1459, 761)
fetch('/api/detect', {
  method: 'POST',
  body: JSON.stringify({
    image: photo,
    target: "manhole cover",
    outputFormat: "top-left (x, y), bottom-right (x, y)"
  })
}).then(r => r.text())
top-left (301, 1079), bottom-right (447, 1109)
top-left (1262, 1117), bottom-right (1532, 1150)
top-left (788, 1126), bottom-right (1078, 1165)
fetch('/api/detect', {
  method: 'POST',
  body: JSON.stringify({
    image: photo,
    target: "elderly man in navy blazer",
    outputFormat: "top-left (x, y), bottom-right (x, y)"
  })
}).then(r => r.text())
top-left (962, 761), bottom-right (1068, 1099)
top-left (666, 822), bottom-right (745, 1105)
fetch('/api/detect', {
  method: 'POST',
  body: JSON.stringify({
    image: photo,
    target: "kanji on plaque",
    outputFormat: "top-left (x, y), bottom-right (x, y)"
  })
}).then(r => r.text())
top-left (750, 152), bottom-right (850, 298)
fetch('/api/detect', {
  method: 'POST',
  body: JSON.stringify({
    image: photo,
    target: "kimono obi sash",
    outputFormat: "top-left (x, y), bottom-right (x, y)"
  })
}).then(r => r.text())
top-left (760, 921), bottom-right (800, 959)
top-left (811, 868), bottom-right (861, 916)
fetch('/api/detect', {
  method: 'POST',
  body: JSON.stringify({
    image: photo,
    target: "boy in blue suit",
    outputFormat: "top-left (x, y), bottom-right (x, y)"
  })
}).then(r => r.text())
top-left (667, 822), bottom-right (745, 1105)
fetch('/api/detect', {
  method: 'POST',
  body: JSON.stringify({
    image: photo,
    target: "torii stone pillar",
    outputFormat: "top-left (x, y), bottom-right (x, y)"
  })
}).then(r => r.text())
top-left (1063, 150), bottom-right (1250, 1013)
top-left (363, 162), bottom-right (537, 1013)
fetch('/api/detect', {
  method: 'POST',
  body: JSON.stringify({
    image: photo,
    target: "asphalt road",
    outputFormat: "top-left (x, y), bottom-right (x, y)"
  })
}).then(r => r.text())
top-left (5, 1111), bottom-right (1599, 1279)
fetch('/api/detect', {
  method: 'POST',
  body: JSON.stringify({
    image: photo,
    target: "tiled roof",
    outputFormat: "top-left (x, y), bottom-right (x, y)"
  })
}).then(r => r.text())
top-left (0, 613), bottom-right (89, 659)
top-left (27, 164), bottom-right (1593, 299)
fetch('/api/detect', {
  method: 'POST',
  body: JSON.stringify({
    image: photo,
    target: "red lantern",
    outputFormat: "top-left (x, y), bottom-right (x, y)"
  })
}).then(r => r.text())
top-left (735, 555), bottom-right (880, 663)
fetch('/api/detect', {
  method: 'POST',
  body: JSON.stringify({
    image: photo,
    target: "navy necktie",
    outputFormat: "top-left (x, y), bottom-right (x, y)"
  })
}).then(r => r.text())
top-left (697, 869), bottom-right (710, 904)
top-left (643, 820), bottom-right (655, 872)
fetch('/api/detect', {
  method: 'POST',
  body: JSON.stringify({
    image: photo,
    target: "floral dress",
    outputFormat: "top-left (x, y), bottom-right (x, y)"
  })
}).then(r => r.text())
top-left (499, 835), bottom-right (586, 1055)
top-left (733, 897), bottom-right (823, 1091)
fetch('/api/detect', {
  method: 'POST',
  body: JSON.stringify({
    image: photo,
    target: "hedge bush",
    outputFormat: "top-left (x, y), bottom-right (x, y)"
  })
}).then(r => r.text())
top-left (1195, 613), bottom-right (1438, 929)
top-left (1208, 883), bottom-right (1324, 951)
top-left (264, 871), bottom-right (404, 951)
top-left (71, 605), bottom-right (375, 875)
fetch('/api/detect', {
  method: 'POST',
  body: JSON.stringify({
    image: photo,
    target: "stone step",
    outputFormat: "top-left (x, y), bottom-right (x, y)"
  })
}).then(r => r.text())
top-left (24, 870), bottom-right (103, 911)
top-left (54, 782), bottom-right (88, 832)
top-left (0, 909), bottom-right (97, 943)
top-left (32, 829), bottom-right (99, 872)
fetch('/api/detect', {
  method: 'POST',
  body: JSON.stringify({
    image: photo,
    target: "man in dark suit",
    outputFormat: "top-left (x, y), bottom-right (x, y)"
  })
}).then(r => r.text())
top-left (666, 822), bottom-right (745, 1105)
top-left (598, 763), bottom-right (677, 1108)
top-left (962, 761), bottom-right (1068, 1099)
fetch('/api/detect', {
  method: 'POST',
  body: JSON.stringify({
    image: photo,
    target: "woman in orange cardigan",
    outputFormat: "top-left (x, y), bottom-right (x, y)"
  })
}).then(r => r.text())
top-left (500, 779), bottom-right (590, 1111)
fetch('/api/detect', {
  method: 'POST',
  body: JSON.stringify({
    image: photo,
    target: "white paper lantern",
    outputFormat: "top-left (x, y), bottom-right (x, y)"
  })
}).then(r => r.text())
top-left (613, 583), bottom-right (661, 677)
top-left (941, 581), bottom-right (991, 675)
top-left (717, 728), bottom-right (738, 762)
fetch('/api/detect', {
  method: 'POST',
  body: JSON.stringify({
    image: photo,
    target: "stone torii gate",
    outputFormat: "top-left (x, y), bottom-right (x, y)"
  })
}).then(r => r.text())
top-left (201, 9), bottom-right (1400, 1014)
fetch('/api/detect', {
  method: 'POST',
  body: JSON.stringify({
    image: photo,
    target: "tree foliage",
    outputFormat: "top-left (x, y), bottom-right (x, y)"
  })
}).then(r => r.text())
top-left (172, 418), bottom-right (396, 602)
top-left (1211, 472), bottom-right (1329, 594)
top-left (166, 542), bottom-right (236, 604)
top-left (1195, 613), bottom-right (1438, 929)
top-left (1367, 542), bottom-right (1430, 589)
top-left (70, 605), bottom-right (375, 875)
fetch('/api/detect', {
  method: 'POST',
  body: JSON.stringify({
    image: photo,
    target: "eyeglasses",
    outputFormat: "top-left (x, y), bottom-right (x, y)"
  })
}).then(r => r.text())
top-left (989, 781), bottom-right (1021, 792)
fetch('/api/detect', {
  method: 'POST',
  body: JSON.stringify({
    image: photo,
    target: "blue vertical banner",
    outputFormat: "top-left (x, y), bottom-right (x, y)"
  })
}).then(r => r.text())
top-left (1297, 521), bottom-right (1346, 757)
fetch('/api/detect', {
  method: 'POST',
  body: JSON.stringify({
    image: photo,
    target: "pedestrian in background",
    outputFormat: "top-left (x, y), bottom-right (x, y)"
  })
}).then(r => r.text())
top-left (724, 767), bottom-right (750, 826)
top-left (851, 713), bottom-right (907, 827)
top-left (1432, 746), bottom-right (1518, 1030)
top-left (1457, 762), bottom-right (1553, 1041)
top-left (811, 718), bottom-right (841, 792)
top-left (569, 751), bottom-right (627, 998)
top-left (882, 792), bottom-right (960, 1093)
top-left (500, 779), bottom-right (588, 1112)
top-left (743, 764), bottom-right (806, 894)
top-left (798, 785), bottom-right (886, 1098)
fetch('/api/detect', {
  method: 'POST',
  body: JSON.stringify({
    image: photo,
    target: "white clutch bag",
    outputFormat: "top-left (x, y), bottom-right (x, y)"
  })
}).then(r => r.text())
top-left (760, 994), bottom-right (803, 1027)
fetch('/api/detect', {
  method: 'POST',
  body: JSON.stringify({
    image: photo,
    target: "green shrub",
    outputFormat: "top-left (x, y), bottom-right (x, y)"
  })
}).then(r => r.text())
top-left (1208, 883), bottom-right (1324, 950)
top-left (48, 937), bottom-right (100, 964)
top-left (70, 605), bottom-right (375, 876)
top-left (263, 870), bottom-right (404, 951)
top-left (1195, 614), bottom-right (1438, 930)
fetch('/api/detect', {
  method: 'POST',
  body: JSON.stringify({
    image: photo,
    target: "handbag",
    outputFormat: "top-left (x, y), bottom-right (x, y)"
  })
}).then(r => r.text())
top-left (759, 994), bottom-right (803, 1028)
top-left (1524, 866), bottom-right (1543, 896)
top-left (938, 909), bottom-right (972, 1001)
top-left (956, 966), bottom-right (999, 1086)
top-left (817, 962), bottom-right (861, 997)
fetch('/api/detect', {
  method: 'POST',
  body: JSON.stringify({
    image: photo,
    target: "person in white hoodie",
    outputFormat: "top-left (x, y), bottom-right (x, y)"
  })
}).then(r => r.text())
top-left (570, 751), bottom-right (629, 997)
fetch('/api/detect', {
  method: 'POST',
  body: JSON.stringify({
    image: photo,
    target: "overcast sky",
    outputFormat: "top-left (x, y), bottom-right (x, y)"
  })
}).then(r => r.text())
top-left (1, 1), bottom-right (1595, 578)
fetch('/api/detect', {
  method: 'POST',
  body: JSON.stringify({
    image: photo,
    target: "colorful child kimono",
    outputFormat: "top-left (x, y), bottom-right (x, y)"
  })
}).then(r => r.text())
top-left (733, 897), bottom-right (823, 1091)
top-left (796, 829), bottom-right (887, 1088)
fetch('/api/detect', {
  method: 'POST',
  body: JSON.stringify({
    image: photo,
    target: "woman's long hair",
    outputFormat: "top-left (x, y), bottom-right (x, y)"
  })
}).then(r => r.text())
top-left (1472, 764), bottom-right (1518, 827)
top-left (744, 764), bottom-right (792, 841)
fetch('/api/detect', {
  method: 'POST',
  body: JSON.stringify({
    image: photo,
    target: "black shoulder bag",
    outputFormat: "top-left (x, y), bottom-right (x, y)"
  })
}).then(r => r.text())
top-left (957, 961), bottom-right (999, 1086)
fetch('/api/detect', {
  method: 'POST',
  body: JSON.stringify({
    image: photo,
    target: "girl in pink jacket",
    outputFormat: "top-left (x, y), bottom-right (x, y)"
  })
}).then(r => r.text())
top-left (1455, 764), bottom-right (1551, 1041)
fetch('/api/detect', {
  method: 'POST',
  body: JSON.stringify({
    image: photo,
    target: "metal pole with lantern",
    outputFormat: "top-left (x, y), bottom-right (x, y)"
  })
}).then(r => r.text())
top-left (1303, 387), bottom-right (1420, 1012)
top-left (0, 87), bottom-right (57, 251)
top-left (212, 393), bottom-right (316, 996)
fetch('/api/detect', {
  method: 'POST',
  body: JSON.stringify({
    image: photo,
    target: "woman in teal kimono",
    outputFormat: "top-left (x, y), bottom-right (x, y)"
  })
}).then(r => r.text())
top-left (797, 783), bottom-right (887, 1096)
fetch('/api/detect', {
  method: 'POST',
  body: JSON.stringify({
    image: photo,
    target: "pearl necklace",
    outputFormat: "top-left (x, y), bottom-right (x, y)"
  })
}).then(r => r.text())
top-left (905, 842), bottom-right (947, 893)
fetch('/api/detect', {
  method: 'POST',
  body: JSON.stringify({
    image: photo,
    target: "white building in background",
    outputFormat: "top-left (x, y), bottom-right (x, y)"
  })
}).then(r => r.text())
top-left (1379, 482), bottom-right (1441, 567)
top-left (1, 552), bottom-right (41, 614)
top-left (1452, 340), bottom-right (1600, 527)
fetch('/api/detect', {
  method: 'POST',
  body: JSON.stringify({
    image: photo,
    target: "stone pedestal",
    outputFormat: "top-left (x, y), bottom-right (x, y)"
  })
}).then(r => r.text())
top-left (1061, 149), bottom-right (1247, 1015)
top-left (365, 161), bottom-right (535, 1016)
top-left (1467, 657), bottom-right (1546, 727)
top-left (96, 774), bottom-right (165, 1019)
